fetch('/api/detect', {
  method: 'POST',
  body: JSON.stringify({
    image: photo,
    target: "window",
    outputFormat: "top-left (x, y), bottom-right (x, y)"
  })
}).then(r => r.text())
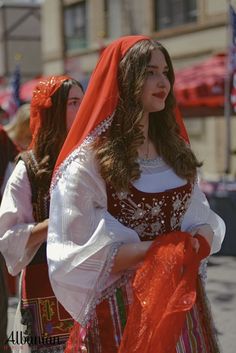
top-left (64, 1), bottom-right (87, 51)
top-left (154, 0), bottom-right (197, 31)
top-left (104, 0), bottom-right (122, 38)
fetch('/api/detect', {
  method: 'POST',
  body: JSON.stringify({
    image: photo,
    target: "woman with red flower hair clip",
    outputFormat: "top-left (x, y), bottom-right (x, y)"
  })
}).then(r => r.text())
top-left (0, 75), bottom-right (84, 353)
top-left (47, 36), bottom-right (225, 353)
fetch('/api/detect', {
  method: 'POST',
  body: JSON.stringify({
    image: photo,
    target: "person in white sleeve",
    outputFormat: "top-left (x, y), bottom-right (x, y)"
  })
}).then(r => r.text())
top-left (0, 76), bottom-right (84, 353)
top-left (47, 36), bottom-right (225, 353)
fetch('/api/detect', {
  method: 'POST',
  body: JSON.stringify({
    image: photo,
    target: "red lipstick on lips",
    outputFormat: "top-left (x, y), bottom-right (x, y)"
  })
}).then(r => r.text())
top-left (153, 91), bottom-right (166, 99)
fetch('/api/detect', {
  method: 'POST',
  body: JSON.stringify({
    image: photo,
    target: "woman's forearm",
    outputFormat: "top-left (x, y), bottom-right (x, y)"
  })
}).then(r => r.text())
top-left (112, 241), bottom-right (153, 273)
top-left (26, 219), bottom-right (48, 249)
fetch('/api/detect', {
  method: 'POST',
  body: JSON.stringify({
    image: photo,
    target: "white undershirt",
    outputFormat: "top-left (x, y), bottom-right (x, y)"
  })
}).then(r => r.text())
top-left (133, 157), bottom-right (186, 192)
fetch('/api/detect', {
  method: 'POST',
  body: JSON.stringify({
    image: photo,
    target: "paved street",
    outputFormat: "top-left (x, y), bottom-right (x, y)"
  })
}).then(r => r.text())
top-left (7, 256), bottom-right (236, 352)
top-left (206, 256), bottom-right (236, 353)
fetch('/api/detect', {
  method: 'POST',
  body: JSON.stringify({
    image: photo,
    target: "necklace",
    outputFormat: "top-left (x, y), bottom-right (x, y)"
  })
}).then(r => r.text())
top-left (138, 139), bottom-right (160, 161)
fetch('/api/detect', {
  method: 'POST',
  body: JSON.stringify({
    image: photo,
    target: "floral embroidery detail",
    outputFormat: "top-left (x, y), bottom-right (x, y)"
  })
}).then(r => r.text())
top-left (115, 191), bottom-right (129, 201)
top-left (171, 191), bottom-right (192, 230)
top-left (107, 183), bottom-right (193, 240)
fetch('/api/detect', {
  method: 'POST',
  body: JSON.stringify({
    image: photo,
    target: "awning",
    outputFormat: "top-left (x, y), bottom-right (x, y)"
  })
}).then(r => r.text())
top-left (174, 53), bottom-right (226, 117)
top-left (0, 55), bottom-right (228, 118)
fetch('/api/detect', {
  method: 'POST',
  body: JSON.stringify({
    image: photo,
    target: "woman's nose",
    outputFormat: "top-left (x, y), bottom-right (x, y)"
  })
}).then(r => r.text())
top-left (157, 75), bottom-right (166, 87)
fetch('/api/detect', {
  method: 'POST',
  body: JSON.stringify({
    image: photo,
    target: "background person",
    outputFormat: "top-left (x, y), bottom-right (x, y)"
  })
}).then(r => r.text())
top-left (4, 104), bottom-right (31, 152)
top-left (0, 76), bottom-right (84, 353)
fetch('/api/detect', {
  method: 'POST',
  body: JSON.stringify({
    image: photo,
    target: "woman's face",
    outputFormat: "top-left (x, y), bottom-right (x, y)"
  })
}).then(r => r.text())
top-left (141, 48), bottom-right (171, 114)
top-left (66, 85), bottom-right (84, 131)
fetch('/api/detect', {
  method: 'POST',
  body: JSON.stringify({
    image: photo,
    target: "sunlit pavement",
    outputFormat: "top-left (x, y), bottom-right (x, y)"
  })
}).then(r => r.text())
top-left (206, 256), bottom-right (236, 353)
top-left (7, 256), bottom-right (236, 352)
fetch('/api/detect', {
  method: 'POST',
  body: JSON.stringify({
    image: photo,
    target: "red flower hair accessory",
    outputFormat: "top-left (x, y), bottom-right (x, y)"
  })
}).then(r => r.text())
top-left (29, 75), bottom-right (69, 148)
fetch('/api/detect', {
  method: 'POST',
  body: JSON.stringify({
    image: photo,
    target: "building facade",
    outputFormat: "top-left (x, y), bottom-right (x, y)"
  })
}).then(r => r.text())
top-left (41, 0), bottom-right (236, 178)
top-left (0, 0), bottom-right (42, 83)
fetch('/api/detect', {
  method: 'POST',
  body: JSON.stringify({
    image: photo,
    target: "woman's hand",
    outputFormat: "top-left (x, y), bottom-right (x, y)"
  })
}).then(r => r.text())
top-left (190, 224), bottom-right (214, 250)
top-left (190, 236), bottom-right (200, 253)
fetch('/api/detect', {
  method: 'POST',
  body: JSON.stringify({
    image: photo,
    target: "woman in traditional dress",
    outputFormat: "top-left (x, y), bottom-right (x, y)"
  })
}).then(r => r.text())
top-left (0, 76), bottom-right (84, 353)
top-left (47, 36), bottom-right (225, 353)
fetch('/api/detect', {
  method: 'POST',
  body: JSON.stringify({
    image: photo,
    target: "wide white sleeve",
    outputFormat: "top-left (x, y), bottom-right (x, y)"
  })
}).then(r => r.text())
top-left (181, 181), bottom-right (225, 254)
top-left (47, 148), bottom-right (140, 326)
top-left (0, 161), bottom-right (15, 196)
top-left (0, 160), bottom-right (39, 275)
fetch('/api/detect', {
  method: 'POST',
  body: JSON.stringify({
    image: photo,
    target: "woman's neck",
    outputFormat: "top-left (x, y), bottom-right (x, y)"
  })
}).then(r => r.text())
top-left (138, 113), bottom-right (158, 160)
top-left (139, 112), bottom-right (149, 140)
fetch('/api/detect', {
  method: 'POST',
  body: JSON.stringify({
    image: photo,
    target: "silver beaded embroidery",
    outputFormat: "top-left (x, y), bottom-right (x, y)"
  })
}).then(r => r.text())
top-left (51, 114), bottom-right (114, 191)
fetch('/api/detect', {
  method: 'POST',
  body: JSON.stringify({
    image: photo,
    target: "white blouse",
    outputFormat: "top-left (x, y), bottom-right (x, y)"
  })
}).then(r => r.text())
top-left (0, 160), bottom-right (39, 276)
top-left (46, 145), bottom-right (225, 326)
top-left (0, 161), bottom-right (15, 197)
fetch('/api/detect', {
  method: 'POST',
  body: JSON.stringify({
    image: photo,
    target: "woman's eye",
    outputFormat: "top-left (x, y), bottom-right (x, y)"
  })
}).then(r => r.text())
top-left (68, 100), bottom-right (78, 106)
top-left (147, 70), bottom-right (154, 76)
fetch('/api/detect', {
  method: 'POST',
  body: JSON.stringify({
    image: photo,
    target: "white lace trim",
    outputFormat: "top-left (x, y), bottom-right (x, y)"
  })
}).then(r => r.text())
top-left (137, 156), bottom-right (164, 166)
top-left (97, 242), bottom-right (123, 292)
top-left (51, 114), bottom-right (114, 191)
top-left (199, 258), bottom-right (208, 285)
top-left (77, 242), bottom-right (132, 327)
top-left (137, 156), bottom-right (172, 175)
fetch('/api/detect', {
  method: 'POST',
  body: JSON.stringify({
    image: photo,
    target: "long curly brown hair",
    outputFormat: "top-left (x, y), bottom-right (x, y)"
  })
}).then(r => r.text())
top-left (93, 39), bottom-right (202, 191)
top-left (33, 79), bottom-right (83, 189)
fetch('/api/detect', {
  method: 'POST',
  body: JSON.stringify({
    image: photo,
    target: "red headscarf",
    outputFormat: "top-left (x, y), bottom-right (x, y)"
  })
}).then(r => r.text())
top-left (29, 75), bottom-right (69, 148)
top-left (54, 35), bottom-right (189, 177)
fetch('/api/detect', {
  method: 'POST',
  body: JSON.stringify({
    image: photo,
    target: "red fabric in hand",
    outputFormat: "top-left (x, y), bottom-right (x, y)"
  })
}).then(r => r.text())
top-left (64, 232), bottom-right (210, 353)
top-left (118, 231), bottom-right (210, 353)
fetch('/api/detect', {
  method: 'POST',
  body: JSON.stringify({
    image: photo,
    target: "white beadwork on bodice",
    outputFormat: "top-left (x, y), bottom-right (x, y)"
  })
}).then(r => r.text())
top-left (107, 183), bottom-right (193, 241)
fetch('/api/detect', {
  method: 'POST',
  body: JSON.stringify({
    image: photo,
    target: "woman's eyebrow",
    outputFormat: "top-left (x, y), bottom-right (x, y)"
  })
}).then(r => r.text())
top-left (147, 65), bottom-right (158, 68)
top-left (68, 97), bottom-right (81, 100)
top-left (147, 64), bottom-right (169, 69)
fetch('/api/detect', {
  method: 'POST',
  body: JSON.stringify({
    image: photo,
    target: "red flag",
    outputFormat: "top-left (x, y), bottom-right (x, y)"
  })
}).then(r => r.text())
top-left (2, 64), bottom-right (21, 119)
